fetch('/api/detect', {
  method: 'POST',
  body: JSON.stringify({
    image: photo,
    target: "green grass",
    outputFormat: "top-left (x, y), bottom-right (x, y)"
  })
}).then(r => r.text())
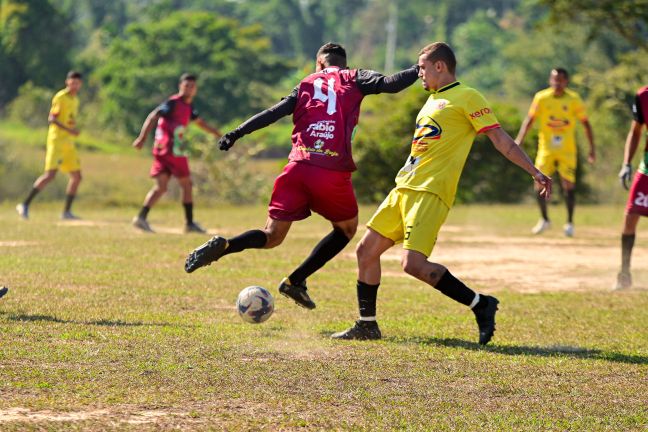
top-left (0, 203), bottom-right (646, 430)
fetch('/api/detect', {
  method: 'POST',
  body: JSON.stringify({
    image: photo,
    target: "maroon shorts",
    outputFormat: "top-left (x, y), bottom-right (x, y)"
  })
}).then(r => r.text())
top-left (150, 153), bottom-right (190, 178)
top-left (626, 171), bottom-right (648, 216)
top-left (268, 161), bottom-right (358, 222)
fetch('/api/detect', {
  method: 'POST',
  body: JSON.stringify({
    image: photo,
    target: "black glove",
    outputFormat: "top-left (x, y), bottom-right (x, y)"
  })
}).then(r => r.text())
top-left (219, 130), bottom-right (242, 151)
top-left (619, 163), bottom-right (632, 190)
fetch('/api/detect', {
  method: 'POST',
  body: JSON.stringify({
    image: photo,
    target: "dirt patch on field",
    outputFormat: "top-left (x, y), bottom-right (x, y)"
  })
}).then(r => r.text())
top-left (0, 407), bottom-right (191, 424)
top-left (343, 227), bottom-right (647, 293)
top-left (0, 241), bottom-right (38, 247)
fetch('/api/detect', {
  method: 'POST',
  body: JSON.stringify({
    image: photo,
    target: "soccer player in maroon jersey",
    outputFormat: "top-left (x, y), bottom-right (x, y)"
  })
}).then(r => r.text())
top-left (615, 85), bottom-right (648, 290)
top-left (132, 73), bottom-right (222, 233)
top-left (185, 43), bottom-right (420, 309)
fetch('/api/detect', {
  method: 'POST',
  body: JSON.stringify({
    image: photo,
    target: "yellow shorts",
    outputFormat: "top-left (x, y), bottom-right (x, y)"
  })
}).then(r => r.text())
top-left (44, 141), bottom-right (81, 173)
top-left (535, 150), bottom-right (576, 183)
top-left (366, 188), bottom-right (449, 257)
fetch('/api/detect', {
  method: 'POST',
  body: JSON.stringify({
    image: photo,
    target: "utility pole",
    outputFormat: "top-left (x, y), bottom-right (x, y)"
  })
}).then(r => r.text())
top-left (384, 0), bottom-right (397, 74)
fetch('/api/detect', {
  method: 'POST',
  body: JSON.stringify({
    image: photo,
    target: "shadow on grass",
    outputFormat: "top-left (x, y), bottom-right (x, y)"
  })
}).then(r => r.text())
top-left (385, 336), bottom-right (648, 365)
top-left (1, 312), bottom-right (194, 328)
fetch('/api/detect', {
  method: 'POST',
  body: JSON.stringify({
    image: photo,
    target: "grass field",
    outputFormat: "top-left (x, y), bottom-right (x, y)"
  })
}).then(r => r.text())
top-left (0, 203), bottom-right (646, 430)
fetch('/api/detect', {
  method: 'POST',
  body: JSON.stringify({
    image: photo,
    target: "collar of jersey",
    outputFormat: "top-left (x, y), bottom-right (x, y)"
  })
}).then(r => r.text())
top-left (432, 81), bottom-right (461, 94)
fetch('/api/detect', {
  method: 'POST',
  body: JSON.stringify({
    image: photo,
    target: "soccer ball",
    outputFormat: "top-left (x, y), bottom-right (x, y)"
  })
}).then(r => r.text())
top-left (236, 286), bottom-right (274, 324)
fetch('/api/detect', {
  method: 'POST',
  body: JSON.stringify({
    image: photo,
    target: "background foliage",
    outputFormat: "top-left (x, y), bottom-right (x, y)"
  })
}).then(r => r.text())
top-left (1, 0), bottom-right (646, 204)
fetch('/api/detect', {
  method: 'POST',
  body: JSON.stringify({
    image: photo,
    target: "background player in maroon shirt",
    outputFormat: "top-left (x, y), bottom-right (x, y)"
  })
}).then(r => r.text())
top-left (132, 73), bottom-right (222, 233)
top-left (615, 85), bottom-right (648, 290)
top-left (185, 43), bottom-right (419, 309)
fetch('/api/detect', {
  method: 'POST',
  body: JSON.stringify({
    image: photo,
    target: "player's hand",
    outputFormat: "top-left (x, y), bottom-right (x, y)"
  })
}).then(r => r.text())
top-left (219, 130), bottom-right (241, 151)
top-left (588, 149), bottom-right (596, 164)
top-left (619, 163), bottom-right (632, 190)
top-left (533, 170), bottom-right (552, 200)
top-left (132, 137), bottom-right (145, 150)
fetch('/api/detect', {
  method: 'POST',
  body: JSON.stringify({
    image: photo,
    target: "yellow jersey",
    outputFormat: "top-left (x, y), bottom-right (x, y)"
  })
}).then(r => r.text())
top-left (528, 87), bottom-right (587, 154)
top-left (47, 89), bottom-right (79, 145)
top-left (395, 82), bottom-right (499, 208)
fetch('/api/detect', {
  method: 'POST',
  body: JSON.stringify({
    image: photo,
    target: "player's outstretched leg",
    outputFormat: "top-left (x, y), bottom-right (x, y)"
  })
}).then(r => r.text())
top-left (0, 286), bottom-right (8, 299)
top-left (185, 229), bottom-right (269, 273)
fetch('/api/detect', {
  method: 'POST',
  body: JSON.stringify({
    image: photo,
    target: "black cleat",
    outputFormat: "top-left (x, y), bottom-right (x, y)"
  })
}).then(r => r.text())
top-left (0, 286), bottom-right (8, 299)
top-left (278, 278), bottom-right (316, 309)
top-left (185, 236), bottom-right (228, 273)
top-left (473, 295), bottom-right (499, 345)
top-left (331, 320), bottom-right (382, 340)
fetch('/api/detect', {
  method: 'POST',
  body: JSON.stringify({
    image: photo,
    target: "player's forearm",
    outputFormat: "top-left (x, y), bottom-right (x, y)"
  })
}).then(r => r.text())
top-left (515, 116), bottom-right (533, 144)
top-left (357, 65), bottom-right (419, 95)
top-left (137, 113), bottom-right (158, 140)
top-left (48, 116), bottom-right (75, 133)
top-left (623, 122), bottom-right (642, 164)
top-left (491, 129), bottom-right (539, 176)
top-left (196, 120), bottom-right (222, 137)
top-left (583, 121), bottom-right (595, 152)
top-left (236, 97), bottom-right (296, 136)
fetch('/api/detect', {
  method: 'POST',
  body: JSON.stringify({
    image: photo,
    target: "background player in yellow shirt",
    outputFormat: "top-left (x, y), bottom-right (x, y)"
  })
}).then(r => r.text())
top-left (16, 71), bottom-right (84, 220)
top-left (515, 68), bottom-right (596, 236)
top-left (332, 42), bottom-right (552, 344)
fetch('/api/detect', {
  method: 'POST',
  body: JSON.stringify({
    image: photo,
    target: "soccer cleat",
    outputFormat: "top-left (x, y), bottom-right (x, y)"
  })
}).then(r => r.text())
top-left (278, 278), bottom-right (316, 310)
top-left (132, 216), bottom-right (154, 233)
top-left (473, 295), bottom-right (499, 345)
top-left (331, 320), bottom-right (382, 340)
top-left (0, 286), bottom-right (8, 299)
top-left (61, 211), bottom-right (81, 220)
top-left (185, 236), bottom-right (228, 273)
top-left (16, 203), bottom-right (29, 220)
top-left (185, 221), bottom-right (207, 234)
top-left (563, 223), bottom-right (574, 237)
top-left (613, 271), bottom-right (632, 290)
top-left (531, 219), bottom-right (551, 235)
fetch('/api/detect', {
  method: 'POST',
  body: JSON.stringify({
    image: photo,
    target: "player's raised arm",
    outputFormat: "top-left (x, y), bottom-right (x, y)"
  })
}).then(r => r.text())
top-left (132, 107), bottom-right (162, 150)
top-left (218, 90), bottom-right (298, 151)
top-left (486, 126), bottom-right (552, 199)
top-left (355, 65), bottom-right (420, 95)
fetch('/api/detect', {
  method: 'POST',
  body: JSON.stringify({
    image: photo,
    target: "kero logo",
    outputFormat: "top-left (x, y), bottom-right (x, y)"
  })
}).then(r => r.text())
top-left (469, 108), bottom-right (492, 119)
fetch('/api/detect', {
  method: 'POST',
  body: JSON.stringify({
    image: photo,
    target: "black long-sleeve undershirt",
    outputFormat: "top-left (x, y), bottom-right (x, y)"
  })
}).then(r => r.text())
top-left (235, 65), bottom-right (419, 137)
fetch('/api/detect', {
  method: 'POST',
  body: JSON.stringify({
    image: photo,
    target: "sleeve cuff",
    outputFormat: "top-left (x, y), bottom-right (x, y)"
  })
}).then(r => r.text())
top-left (477, 123), bottom-right (501, 134)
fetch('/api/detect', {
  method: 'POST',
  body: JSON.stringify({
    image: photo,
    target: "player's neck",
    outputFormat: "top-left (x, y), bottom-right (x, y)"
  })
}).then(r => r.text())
top-left (433, 75), bottom-right (457, 91)
top-left (178, 93), bottom-right (193, 103)
top-left (552, 89), bottom-right (566, 97)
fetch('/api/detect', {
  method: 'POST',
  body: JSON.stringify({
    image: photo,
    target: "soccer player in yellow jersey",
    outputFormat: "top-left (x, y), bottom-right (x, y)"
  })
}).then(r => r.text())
top-left (332, 42), bottom-right (552, 345)
top-left (16, 71), bottom-right (84, 220)
top-left (515, 68), bottom-right (596, 237)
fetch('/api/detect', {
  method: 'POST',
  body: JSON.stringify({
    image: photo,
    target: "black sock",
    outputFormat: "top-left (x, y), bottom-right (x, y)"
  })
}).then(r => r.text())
top-left (224, 230), bottom-right (267, 255)
top-left (64, 194), bottom-right (75, 213)
top-left (183, 202), bottom-right (193, 224)
top-left (537, 193), bottom-right (549, 221)
top-left (24, 188), bottom-right (40, 207)
top-left (566, 189), bottom-right (575, 223)
top-left (138, 206), bottom-right (150, 220)
top-left (434, 270), bottom-right (478, 307)
top-left (357, 280), bottom-right (379, 320)
top-left (621, 233), bottom-right (635, 273)
top-left (288, 228), bottom-right (350, 286)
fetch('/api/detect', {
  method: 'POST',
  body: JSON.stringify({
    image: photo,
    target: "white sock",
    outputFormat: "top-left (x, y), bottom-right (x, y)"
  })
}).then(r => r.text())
top-left (469, 293), bottom-right (480, 309)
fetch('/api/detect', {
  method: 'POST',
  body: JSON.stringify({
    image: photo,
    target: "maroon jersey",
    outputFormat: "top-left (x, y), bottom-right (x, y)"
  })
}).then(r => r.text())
top-left (153, 94), bottom-right (199, 157)
top-left (632, 86), bottom-right (648, 173)
top-left (289, 67), bottom-right (365, 172)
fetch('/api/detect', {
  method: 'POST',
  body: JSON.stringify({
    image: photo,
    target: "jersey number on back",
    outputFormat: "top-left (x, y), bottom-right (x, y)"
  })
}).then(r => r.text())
top-left (313, 78), bottom-right (337, 115)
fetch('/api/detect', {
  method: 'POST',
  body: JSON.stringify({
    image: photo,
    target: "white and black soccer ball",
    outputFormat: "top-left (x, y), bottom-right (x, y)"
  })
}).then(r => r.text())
top-left (236, 286), bottom-right (274, 324)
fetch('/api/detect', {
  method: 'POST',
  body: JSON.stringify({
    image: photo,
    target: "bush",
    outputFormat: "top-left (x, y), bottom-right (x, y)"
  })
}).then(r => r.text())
top-left (6, 82), bottom-right (53, 128)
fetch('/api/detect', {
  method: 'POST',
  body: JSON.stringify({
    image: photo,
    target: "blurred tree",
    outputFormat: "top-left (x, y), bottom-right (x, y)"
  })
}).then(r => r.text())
top-left (541, 0), bottom-right (648, 50)
top-left (0, 0), bottom-right (72, 104)
top-left (96, 11), bottom-right (290, 135)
